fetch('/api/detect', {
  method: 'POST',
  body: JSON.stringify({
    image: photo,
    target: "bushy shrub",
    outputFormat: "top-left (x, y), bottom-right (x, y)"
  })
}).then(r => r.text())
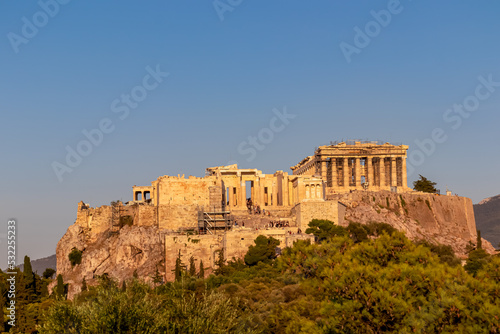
top-left (68, 248), bottom-right (82, 267)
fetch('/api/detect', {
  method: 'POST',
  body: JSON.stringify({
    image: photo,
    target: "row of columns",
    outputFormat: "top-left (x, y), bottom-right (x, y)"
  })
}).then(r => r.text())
top-left (321, 156), bottom-right (407, 190)
top-left (225, 177), bottom-right (283, 209)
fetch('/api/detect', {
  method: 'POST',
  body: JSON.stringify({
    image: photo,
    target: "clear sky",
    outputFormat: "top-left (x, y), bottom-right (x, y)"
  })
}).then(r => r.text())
top-left (1, 1), bottom-right (500, 266)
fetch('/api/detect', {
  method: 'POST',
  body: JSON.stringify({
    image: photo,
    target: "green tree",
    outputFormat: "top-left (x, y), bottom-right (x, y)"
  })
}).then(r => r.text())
top-left (244, 236), bottom-right (280, 266)
top-left (189, 256), bottom-right (196, 277)
top-left (464, 248), bottom-right (489, 276)
top-left (477, 229), bottom-right (482, 249)
top-left (198, 260), bottom-right (205, 279)
top-left (81, 277), bottom-right (87, 292)
top-left (214, 249), bottom-right (226, 275)
top-left (305, 219), bottom-right (347, 242)
top-left (347, 222), bottom-right (369, 243)
top-left (23, 255), bottom-right (33, 278)
top-left (415, 240), bottom-right (461, 266)
top-left (42, 268), bottom-right (56, 279)
top-left (23, 255), bottom-right (38, 303)
top-left (413, 174), bottom-right (438, 193)
top-left (41, 279), bottom-right (252, 333)
top-left (173, 250), bottom-right (184, 282)
top-left (152, 268), bottom-right (163, 285)
top-left (68, 248), bottom-right (82, 267)
top-left (56, 274), bottom-right (65, 298)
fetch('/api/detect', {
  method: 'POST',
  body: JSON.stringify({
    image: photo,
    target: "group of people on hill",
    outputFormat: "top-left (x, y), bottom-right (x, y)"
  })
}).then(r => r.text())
top-left (267, 220), bottom-right (290, 228)
top-left (246, 198), bottom-right (271, 216)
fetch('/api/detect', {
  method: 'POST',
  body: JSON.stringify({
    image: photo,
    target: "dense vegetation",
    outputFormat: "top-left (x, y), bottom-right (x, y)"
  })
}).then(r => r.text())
top-left (6, 220), bottom-right (500, 333)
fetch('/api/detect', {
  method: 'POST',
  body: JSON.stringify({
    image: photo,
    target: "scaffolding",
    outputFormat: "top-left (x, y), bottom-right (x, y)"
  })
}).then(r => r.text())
top-left (197, 210), bottom-right (233, 235)
top-left (110, 202), bottom-right (121, 234)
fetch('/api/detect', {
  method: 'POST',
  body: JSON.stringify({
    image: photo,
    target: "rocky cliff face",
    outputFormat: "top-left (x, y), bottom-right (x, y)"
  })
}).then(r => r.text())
top-left (332, 191), bottom-right (495, 257)
top-left (55, 208), bottom-right (164, 299)
top-left (474, 194), bottom-right (500, 248)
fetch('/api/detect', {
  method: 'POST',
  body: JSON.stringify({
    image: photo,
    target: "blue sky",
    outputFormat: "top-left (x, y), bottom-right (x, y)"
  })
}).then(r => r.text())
top-left (1, 0), bottom-right (500, 266)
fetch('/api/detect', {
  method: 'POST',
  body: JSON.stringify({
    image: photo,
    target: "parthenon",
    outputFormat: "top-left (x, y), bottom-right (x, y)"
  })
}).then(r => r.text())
top-left (291, 141), bottom-right (410, 195)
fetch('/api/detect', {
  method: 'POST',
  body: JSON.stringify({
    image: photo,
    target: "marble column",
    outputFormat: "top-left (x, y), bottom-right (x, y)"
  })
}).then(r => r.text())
top-left (355, 158), bottom-right (361, 187)
top-left (241, 179), bottom-right (246, 208)
top-left (282, 176), bottom-right (289, 206)
top-left (331, 158), bottom-right (338, 188)
top-left (391, 157), bottom-right (397, 187)
top-left (380, 157), bottom-right (386, 188)
top-left (367, 157), bottom-right (373, 188)
top-left (343, 158), bottom-right (350, 189)
top-left (321, 159), bottom-right (327, 182)
top-left (402, 158), bottom-right (408, 188)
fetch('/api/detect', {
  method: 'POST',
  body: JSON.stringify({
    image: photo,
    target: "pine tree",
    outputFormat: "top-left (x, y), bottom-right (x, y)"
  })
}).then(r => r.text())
top-left (477, 230), bottom-right (482, 249)
top-left (189, 256), bottom-right (196, 277)
top-left (81, 277), bottom-right (88, 291)
top-left (173, 250), bottom-right (183, 282)
top-left (42, 268), bottom-right (56, 279)
top-left (121, 280), bottom-right (127, 291)
top-left (198, 260), bottom-right (205, 279)
top-left (23, 255), bottom-right (33, 278)
top-left (244, 236), bottom-right (280, 266)
top-left (56, 274), bottom-right (65, 298)
top-left (413, 175), bottom-right (438, 193)
top-left (214, 249), bottom-right (226, 275)
top-left (23, 256), bottom-right (37, 302)
top-left (152, 268), bottom-right (163, 285)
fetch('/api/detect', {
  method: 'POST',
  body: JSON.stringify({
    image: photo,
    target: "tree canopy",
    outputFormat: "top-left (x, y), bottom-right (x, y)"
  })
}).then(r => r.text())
top-left (413, 174), bottom-right (438, 193)
top-left (244, 235), bottom-right (280, 266)
top-left (11, 224), bottom-right (500, 333)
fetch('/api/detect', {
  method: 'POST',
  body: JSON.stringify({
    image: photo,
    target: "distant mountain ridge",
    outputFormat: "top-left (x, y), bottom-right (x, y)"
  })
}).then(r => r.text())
top-left (474, 195), bottom-right (500, 248)
top-left (18, 254), bottom-right (56, 275)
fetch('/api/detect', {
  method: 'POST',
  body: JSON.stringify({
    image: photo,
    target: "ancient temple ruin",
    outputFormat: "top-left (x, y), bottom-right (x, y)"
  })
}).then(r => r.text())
top-left (128, 141), bottom-right (410, 234)
top-left (291, 141), bottom-right (409, 196)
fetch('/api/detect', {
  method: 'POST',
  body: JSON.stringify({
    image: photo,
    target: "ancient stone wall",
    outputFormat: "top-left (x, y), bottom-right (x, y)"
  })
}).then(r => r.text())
top-left (75, 202), bottom-right (112, 239)
top-left (164, 229), bottom-right (314, 281)
top-left (158, 204), bottom-right (200, 231)
top-left (154, 175), bottom-right (216, 207)
top-left (293, 200), bottom-right (340, 230)
top-left (75, 202), bottom-right (157, 234)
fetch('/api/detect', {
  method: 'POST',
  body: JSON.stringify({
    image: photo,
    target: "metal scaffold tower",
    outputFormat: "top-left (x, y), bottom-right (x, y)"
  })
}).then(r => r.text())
top-left (197, 208), bottom-right (233, 235)
top-left (110, 202), bottom-right (121, 234)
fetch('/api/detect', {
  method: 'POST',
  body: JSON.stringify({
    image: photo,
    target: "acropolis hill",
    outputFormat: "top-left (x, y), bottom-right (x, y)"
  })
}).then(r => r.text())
top-left (55, 141), bottom-right (493, 298)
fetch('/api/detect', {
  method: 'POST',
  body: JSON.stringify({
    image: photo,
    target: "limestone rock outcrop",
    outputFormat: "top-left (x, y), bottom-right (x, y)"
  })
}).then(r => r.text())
top-left (55, 221), bottom-right (164, 299)
top-left (333, 191), bottom-right (496, 257)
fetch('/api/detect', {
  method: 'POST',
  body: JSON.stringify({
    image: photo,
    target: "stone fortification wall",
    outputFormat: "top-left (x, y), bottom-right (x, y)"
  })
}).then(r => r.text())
top-left (164, 229), bottom-right (314, 281)
top-left (158, 204), bottom-right (200, 231)
top-left (154, 175), bottom-right (216, 206)
top-left (293, 200), bottom-right (341, 231)
top-left (75, 202), bottom-right (158, 238)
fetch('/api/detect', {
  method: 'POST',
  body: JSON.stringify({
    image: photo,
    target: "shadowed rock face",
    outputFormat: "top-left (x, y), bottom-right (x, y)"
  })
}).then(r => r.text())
top-left (475, 194), bottom-right (500, 248)
top-left (54, 224), bottom-right (164, 299)
top-left (332, 191), bottom-right (495, 257)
